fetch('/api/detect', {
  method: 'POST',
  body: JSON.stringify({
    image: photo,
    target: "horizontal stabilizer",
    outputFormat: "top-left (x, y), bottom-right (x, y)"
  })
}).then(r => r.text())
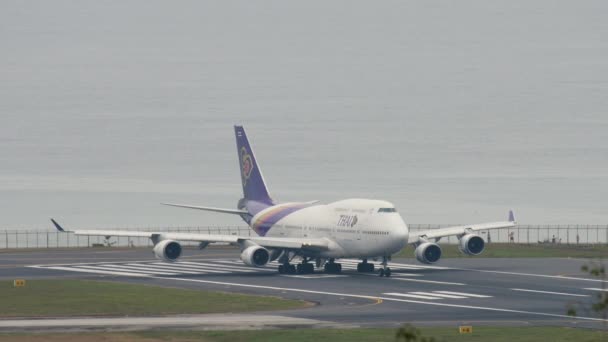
top-left (161, 203), bottom-right (248, 215)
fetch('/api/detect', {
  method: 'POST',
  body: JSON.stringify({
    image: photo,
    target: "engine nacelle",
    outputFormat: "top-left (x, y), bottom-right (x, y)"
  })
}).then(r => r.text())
top-left (153, 240), bottom-right (182, 262)
top-left (240, 245), bottom-right (270, 267)
top-left (458, 234), bottom-right (485, 256)
top-left (414, 242), bottom-right (442, 264)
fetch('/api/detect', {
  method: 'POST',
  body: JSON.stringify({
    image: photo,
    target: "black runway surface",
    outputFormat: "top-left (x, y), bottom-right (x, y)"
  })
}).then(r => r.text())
top-left (1, 246), bottom-right (606, 330)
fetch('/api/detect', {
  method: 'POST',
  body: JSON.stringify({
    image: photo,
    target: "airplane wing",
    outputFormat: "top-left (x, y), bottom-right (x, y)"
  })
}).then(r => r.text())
top-left (50, 219), bottom-right (328, 250)
top-left (408, 210), bottom-right (516, 244)
top-left (161, 203), bottom-right (248, 215)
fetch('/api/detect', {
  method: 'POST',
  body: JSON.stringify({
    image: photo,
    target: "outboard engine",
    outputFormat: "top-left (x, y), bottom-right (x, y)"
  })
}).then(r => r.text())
top-left (153, 240), bottom-right (182, 262)
top-left (414, 242), bottom-right (442, 264)
top-left (458, 234), bottom-right (485, 255)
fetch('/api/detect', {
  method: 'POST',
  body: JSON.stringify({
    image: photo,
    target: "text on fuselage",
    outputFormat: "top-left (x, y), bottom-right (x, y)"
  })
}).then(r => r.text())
top-left (337, 215), bottom-right (358, 227)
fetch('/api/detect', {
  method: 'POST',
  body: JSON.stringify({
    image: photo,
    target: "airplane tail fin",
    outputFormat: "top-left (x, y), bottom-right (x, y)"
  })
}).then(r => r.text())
top-left (234, 125), bottom-right (274, 205)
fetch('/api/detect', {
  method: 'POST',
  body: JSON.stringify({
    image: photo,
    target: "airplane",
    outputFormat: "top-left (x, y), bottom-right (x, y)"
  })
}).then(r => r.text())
top-left (52, 125), bottom-right (516, 277)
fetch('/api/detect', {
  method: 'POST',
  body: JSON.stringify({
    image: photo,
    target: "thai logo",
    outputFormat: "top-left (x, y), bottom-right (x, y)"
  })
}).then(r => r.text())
top-left (337, 215), bottom-right (358, 227)
top-left (241, 147), bottom-right (254, 185)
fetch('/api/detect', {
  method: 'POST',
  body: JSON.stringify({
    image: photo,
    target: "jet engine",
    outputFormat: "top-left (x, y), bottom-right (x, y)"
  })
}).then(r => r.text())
top-left (414, 242), bottom-right (442, 264)
top-left (240, 245), bottom-right (270, 267)
top-left (153, 240), bottom-right (182, 262)
top-left (458, 233), bottom-right (485, 256)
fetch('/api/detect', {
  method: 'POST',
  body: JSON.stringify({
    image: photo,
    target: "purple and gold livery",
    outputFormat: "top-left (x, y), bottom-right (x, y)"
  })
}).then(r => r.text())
top-left (251, 202), bottom-right (313, 236)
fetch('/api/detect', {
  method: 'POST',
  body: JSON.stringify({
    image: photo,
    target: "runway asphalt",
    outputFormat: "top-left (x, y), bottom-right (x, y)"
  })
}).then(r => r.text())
top-left (1, 246), bottom-right (606, 331)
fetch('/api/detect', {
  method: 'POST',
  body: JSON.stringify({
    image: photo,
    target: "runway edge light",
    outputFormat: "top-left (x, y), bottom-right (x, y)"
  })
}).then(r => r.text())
top-left (13, 279), bottom-right (26, 287)
top-left (459, 326), bottom-right (473, 334)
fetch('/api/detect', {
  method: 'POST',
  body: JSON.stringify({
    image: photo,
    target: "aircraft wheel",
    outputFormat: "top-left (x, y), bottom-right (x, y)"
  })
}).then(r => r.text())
top-left (278, 265), bottom-right (285, 274)
top-left (385, 268), bottom-right (391, 277)
top-left (288, 265), bottom-right (297, 274)
top-left (378, 268), bottom-right (385, 277)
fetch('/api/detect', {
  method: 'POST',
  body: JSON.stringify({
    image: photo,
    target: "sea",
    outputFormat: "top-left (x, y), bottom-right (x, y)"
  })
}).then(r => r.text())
top-left (1, 1), bottom-right (607, 229)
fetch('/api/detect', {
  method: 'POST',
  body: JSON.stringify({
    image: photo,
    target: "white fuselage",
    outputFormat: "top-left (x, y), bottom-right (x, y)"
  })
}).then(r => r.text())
top-left (249, 199), bottom-right (409, 258)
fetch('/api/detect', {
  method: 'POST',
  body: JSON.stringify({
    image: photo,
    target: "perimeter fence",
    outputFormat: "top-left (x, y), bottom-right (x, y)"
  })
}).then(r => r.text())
top-left (0, 224), bottom-right (606, 249)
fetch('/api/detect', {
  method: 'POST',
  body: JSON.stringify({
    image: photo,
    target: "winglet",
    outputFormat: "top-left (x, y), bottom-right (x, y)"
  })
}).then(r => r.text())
top-left (50, 218), bottom-right (65, 232)
top-left (508, 210), bottom-right (515, 223)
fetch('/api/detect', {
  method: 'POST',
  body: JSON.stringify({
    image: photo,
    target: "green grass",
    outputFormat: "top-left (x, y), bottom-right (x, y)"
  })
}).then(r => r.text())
top-left (1, 327), bottom-right (605, 342)
top-left (397, 243), bottom-right (608, 258)
top-left (0, 279), bottom-right (308, 318)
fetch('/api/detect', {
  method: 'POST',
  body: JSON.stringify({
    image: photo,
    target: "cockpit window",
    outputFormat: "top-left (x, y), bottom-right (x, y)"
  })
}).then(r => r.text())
top-left (378, 208), bottom-right (397, 213)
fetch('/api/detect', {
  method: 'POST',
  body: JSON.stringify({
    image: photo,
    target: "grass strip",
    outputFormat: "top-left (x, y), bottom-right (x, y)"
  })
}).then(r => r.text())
top-left (0, 279), bottom-right (308, 318)
top-left (397, 243), bottom-right (608, 258)
top-left (0, 327), bottom-right (605, 342)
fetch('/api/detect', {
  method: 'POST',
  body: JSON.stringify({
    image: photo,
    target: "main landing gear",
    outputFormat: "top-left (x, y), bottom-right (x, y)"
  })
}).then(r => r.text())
top-left (357, 259), bottom-right (375, 273)
top-left (296, 258), bottom-right (314, 274)
top-left (278, 256), bottom-right (315, 274)
top-left (277, 253), bottom-right (296, 274)
top-left (324, 258), bottom-right (342, 274)
top-left (378, 256), bottom-right (391, 277)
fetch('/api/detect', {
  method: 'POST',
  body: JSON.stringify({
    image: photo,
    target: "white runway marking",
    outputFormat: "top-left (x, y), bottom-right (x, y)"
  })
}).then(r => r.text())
top-left (433, 291), bottom-right (492, 298)
top-left (179, 261), bottom-right (262, 272)
top-left (126, 263), bottom-right (202, 274)
top-left (384, 291), bottom-right (491, 301)
top-left (281, 274), bottom-right (348, 279)
top-left (392, 278), bottom-right (465, 286)
top-left (77, 264), bottom-right (180, 276)
top-left (411, 292), bottom-right (467, 299)
top-left (40, 266), bottom-right (148, 277)
top-left (454, 267), bottom-right (608, 283)
top-left (383, 292), bottom-right (441, 300)
top-left (154, 276), bottom-right (608, 323)
top-left (584, 288), bottom-right (608, 292)
top-left (511, 288), bottom-right (590, 297)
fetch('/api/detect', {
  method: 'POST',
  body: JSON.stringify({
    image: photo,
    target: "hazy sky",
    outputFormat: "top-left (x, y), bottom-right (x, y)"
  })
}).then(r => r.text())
top-left (1, 1), bottom-right (607, 228)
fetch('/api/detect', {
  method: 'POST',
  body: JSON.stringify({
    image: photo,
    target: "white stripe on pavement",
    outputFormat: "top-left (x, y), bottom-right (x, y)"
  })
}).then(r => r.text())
top-left (433, 291), bottom-right (492, 298)
top-left (44, 266), bottom-right (148, 277)
top-left (392, 278), bottom-right (465, 286)
top-left (77, 264), bottom-right (179, 276)
top-left (126, 264), bottom-right (199, 274)
top-left (411, 292), bottom-right (467, 299)
top-left (383, 292), bottom-right (442, 300)
top-left (511, 288), bottom-right (590, 297)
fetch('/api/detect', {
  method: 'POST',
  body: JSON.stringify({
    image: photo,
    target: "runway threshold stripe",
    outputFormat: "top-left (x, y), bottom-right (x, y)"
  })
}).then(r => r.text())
top-left (583, 288), bottom-right (608, 292)
top-left (95, 264), bottom-right (187, 275)
top-left (511, 288), bottom-right (590, 297)
top-left (178, 261), bottom-right (264, 272)
top-left (392, 278), bottom-right (465, 286)
top-left (45, 266), bottom-right (149, 277)
top-left (77, 265), bottom-right (179, 276)
top-left (433, 291), bottom-right (492, 298)
top-left (124, 263), bottom-right (201, 274)
top-left (150, 262), bottom-right (218, 271)
top-left (150, 263), bottom-right (239, 273)
top-left (411, 292), bottom-right (466, 299)
top-left (383, 292), bottom-right (441, 300)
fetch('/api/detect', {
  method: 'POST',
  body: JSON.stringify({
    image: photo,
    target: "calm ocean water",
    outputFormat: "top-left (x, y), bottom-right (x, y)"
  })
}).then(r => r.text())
top-left (1, 1), bottom-right (607, 229)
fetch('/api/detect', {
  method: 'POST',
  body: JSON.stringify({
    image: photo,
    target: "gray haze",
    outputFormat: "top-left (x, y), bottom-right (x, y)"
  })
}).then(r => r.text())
top-left (1, 1), bottom-right (607, 229)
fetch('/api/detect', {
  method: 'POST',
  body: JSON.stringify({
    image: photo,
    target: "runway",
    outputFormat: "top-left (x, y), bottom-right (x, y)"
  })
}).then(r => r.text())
top-left (1, 246), bottom-right (606, 331)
